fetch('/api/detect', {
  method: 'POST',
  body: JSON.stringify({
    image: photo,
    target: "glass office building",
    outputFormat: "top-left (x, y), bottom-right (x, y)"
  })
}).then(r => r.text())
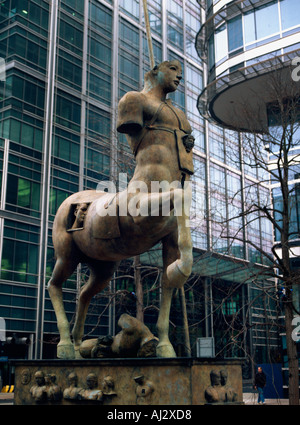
top-left (0, 0), bottom-right (204, 360)
top-left (197, 0), bottom-right (300, 392)
top-left (0, 0), bottom-right (277, 384)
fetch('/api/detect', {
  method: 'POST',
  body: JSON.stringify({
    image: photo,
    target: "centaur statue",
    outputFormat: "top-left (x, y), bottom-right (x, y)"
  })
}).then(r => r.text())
top-left (48, 60), bottom-right (195, 359)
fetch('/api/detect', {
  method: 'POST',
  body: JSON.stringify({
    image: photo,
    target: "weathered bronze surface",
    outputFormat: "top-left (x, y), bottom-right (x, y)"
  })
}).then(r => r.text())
top-left (79, 314), bottom-right (158, 358)
top-left (13, 358), bottom-right (243, 405)
top-left (47, 60), bottom-right (195, 360)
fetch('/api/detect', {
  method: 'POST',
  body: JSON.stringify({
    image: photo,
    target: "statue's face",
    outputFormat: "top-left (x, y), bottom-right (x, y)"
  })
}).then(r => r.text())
top-left (75, 203), bottom-right (88, 222)
top-left (156, 60), bottom-right (182, 93)
top-left (86, 374), bottom-right (97, 389)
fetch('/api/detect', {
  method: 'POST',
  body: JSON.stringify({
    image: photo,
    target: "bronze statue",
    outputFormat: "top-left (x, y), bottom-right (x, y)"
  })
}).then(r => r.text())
top-left (205, 369), bottom-right (238, 404)
top-left (30, 371), bottom-right (46, 402)
top-left (47, 60), bottom-right (194, 359)
top-left (79, 313), bottom-right (158, 358)
top-left (134, 375), bottom-right (155, 405)
top-left (63, 372), bottom-right (82, 400)
top-left (78, 373), bottom-right (103, 401)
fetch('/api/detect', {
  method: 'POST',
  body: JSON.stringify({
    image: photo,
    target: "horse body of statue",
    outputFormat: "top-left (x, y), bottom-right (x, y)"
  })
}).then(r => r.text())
top-left (48, 60), bottom-right (194, 359)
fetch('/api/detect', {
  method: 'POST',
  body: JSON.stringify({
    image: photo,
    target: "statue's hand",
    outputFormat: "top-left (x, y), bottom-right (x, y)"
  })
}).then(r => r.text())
top-left (182, 134), bottom-right (195, 153)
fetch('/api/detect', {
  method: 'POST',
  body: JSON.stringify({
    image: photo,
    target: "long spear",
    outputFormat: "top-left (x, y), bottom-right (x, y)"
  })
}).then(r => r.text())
top-left (142, 0), bottom-right (191, 357)
top-left (142, 0), bottom-right (155, 69)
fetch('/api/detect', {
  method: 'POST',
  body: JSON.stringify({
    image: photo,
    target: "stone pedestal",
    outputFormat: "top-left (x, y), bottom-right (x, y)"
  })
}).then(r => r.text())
top-left (13, 358), bottom-right (243, 405)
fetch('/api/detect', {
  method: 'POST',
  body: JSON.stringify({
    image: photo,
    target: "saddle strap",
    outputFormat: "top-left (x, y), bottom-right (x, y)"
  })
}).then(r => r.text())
top-left (133, 102), bottom-right (165, 156)
top-left (133, 101), bottom-right (188, 156)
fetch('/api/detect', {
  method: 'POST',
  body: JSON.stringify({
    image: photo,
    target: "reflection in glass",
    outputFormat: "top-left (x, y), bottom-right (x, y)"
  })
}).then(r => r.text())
top-left (215, 25), bottom-right (228, 63)
top-left (280, 0), bottom-right (300, 30)
top-left (228, 15), bottom-right (243, 52)
top-left (255, 1), bottom-right (279, 40)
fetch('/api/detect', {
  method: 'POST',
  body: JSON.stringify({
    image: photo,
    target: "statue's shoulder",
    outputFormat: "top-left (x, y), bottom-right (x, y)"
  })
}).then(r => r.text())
top-left (119, 91), bottom-right (146, 106)
top-left (117, 91), bottom-right (147, 134)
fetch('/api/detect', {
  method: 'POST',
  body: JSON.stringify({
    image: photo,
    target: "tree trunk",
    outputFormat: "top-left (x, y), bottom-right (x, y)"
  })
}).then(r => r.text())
top-left (134, 255), bottom-right (144, 322)
top-left (284, 299), bottom-right (299, 405)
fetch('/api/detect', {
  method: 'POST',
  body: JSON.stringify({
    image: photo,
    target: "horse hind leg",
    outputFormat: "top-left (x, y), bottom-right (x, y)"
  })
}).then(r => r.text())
top-left (47, 257), bottom-right (79, 359)
top-left (72, 260), bottom-right (117, 358)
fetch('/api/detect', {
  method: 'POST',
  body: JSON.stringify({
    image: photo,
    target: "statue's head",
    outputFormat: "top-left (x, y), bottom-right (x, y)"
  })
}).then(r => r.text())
top-left (86, 373), bottom-right (98, 389)
top-left (210, 369), bottom-right (221, 386)
top-left (144, 60), bottom-right (182, 93)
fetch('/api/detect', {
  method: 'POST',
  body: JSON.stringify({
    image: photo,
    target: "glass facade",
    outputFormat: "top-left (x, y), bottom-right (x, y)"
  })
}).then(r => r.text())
top-left (198, 0), bottom-right (300, 384)
top-left (0, 0), bottom-right (205, 359)
top-left (207, 0), bottom-right (300, 73)
top-left (0, 0), bottom-right (277, 369)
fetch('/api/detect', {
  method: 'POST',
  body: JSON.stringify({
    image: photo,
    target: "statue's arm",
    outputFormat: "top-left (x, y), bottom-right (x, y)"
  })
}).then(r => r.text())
top-left (117, 92), bottom-right (144, 135)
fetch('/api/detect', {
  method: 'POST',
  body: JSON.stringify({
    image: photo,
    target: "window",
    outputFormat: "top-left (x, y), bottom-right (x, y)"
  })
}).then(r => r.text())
top-left (119, 0), bottom-right (139, 21)
top-left (144, 2), bottom-right (162, 36)
top-left (4, 119), bottom-right (43, 151)
top-left (86, 145), bottom-right (110, 181)
top-left (86, 106), bottom-right (110, 140)
top-left (167, 0), bottom-right (183, 48)
top-left (228, 15), bottom-right (243, 52)
top-left (61, 0), bottom-right (84, 16)
top-left (244, 1), bottom-right (280, 45)
top-left (255, 1), bottom-right (279, 40)
top-left (59, 13), bottom-right (83, 55)
top-left (6, 175), bottom-right (40, 215)
top-left (142, 37), bottom-right (162, 75)
top-left (215, 24), bottom-right (228, 63)
top-left (5, 73), bottom-right (45, 118)
top-left (209, 125), bottom-right (225, 162)
top-left (53, 131), bottom-right (80, 166)
top-left (244, 11), bottom-right (256, 45)
top-left (90, 1), bottom-right (112, 36)
top-left (57, 49), bottom-right (82, 90)
top-left (119, 20), bottom-right (139, 94)
top-left (49, 168), bottom-right (78, 217)
top-left (4, 31), bottom-right (48, 72)
top-left (1, 220), bottom-right (39, 284)
top-left (55, 91), bottom-right (81, 132)
top-left (1, 0), bottom-right (49, 36)
top-left (89, 35), bottom-right (111, 72)
top-left (208, 35), bottom-right (215, 70)
top-left (280, 0), bottom-right (300, 30)
top-left (88, 67), bottom-right (111, 105)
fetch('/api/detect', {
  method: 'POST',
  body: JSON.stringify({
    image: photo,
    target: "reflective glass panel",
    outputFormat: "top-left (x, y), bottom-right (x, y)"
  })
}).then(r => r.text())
top-left (255, 1), bottom-right (279, 40)
top-left (244, 11), bottom-right (256, 44)
top-left (280, 0), bottom-right (300, 30)
top-left (228, 15), bottom-right (243, 52)
top-left (215, 25), bottom-right (228, 63)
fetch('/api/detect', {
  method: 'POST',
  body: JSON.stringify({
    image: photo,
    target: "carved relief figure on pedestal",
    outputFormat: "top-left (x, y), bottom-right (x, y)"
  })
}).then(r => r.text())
top-left (78, 373), bottom-right (103, 401)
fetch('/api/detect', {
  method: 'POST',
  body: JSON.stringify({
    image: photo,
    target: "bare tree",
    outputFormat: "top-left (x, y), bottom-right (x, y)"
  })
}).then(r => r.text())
top-left (218, 62), bottom-right (300, 405)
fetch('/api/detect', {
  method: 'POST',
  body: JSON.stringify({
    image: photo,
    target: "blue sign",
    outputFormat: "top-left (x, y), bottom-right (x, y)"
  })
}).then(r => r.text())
top-left (0, 357), bottom-right (8, 362)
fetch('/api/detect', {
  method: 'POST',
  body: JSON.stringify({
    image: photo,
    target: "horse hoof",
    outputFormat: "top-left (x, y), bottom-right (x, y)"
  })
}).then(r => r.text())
top-left (74, 347), bottom-right (84, 359)
top-left (57, 343), bottom-right (75, 359)
top-left (167, 260), bottom-right (189, 288)
top-left (156, 343), bottom-right (176, 358)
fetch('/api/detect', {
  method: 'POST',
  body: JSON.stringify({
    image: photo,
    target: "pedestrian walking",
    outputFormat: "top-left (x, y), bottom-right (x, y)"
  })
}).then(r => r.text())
top-left (254, 366), bottom-right (267, 404)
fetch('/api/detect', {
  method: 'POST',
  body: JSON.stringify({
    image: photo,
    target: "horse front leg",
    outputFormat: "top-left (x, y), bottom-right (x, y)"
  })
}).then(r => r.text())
top-left (133, 184), bottom-right (193, 286)
top-left (167, 185), bottom-right (193, 287)
top-left (156, 232), bottom-right (179, 358)
top-left (47, 257), bottom-right (78, 359)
